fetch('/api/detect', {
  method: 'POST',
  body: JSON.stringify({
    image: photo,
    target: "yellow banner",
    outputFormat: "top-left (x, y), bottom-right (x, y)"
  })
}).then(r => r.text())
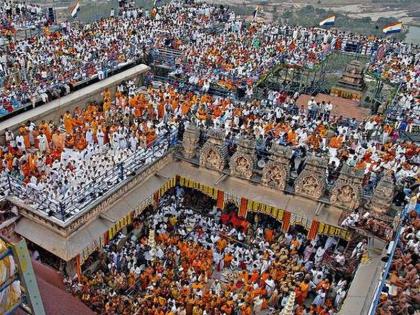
top-left (179, 176), bottom-right (218, 199)
top-left (318, 222), bottom-right (351, 241)
top-left (247, 199), bottom-right (284, 222)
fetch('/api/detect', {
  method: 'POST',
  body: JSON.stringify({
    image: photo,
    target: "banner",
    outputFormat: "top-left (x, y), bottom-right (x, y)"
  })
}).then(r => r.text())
top-left (75, 255), bottom-right (81, 279)
top-left (282, 210), bottom-right (291, 232)
top-left (307, 220), bottom-right (320, 240)
top-left (159, 177), bottom-right (177, 197)
top-left (318, 222), bottom-right (351, 241)
top-left (108, 212), bottom-right (134, 241)
top-left (179, 176), bottom-right (218, 199)
top-left (239, 198), bottom-right (248, 217)
top-left (217, 190), bottom-right (225, 209)
top-left (247, 199), bottom-right (284, 222)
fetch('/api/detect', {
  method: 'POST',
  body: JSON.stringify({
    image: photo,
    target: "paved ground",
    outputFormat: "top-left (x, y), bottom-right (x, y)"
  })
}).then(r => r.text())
top-left (339, 240), bottom-right (386, 315)
top-left (297, 94), bottom-right (370, 120)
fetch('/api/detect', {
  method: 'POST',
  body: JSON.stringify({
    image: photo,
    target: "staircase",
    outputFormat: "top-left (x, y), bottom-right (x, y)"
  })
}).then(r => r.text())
top-left (151, 48), bottom-right (182, 70)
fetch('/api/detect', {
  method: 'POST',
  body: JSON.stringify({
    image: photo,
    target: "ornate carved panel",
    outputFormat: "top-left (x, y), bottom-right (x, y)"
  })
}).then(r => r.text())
top-left (229, 138), bottom-right (256, 180)
top-left (199, 128), bottom-right (227, 172)
top-left (182, 124), bottom-right (200, 159)
top-left (294, 155), bottom-right (327, 200)
top-left (261, 144), bottom-right (292, 191)
top-left (369, 174), bottom-right (395, 214)
top-left (330, 164), bottom-right (363, 210)
top-left (330, 184), bottom-right (360, 210)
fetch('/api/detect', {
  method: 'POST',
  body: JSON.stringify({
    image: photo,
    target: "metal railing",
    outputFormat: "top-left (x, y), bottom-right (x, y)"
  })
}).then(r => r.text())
top-left (6, 130), bottom-right (178, 222)
top-left (367, 205), bottom-right (409, 315)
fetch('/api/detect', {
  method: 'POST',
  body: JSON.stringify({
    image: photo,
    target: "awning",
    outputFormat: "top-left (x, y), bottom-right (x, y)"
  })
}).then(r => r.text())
top-left (105, 175), bottom-right (165, 221)
top-left (15, 217), bottom-right (112, 261)
top-left (14, 173), bottom-right (167, 261)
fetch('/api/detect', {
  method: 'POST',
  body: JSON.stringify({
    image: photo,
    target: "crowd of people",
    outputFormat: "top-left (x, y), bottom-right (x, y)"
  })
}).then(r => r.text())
top-left (67, 189), bottom-right (357, 314)
top-left (0, 2), bottom-right (47, 35)
top-left (377, 208), bottom-right (419, 315)
top-left (1, 74), bottom-right (418, 218)
top-left (0, 1), bottom-right (419, 116)
top-left (0, 1), bottom-right (417, 313)
top-left (0, 80), bottom-right (180, 218)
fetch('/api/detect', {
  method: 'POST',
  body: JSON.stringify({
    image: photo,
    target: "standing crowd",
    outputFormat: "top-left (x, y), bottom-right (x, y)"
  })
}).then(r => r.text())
top-left (1, 76), bottom-right (418, 218)
top-left (0, 1), bottom-right (419, 116)
top-left (67, 189), bottom-right (357, 314)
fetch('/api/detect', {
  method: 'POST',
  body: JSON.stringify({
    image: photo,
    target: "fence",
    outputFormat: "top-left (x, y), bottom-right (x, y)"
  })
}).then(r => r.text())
top-left (6, 130), bottom-right (178, 222)
top-left (366, 205), bottom-right (409, 315)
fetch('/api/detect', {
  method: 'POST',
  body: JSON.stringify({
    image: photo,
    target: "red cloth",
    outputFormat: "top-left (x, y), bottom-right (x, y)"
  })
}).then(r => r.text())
top-left (221, 213), bottom-right (230, 225)
top-left (307, 220), bottom-right (320, 240)
top-left (282, 211), bottom-right (291, 232)
top-left (238, 198), bottom-right (248, 218)
top-left (231, 214), bottom-right (241, 228)
top-left (216, 190), bottom-right (224, 209)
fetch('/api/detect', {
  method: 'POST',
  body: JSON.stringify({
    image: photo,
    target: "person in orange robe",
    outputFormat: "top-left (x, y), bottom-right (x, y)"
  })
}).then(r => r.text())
top-left (157, 102), bottom-right (164, 119)
top-left (32, 127), bottom-right (40, 149)
top-left (52, 130), bottom-right (64, 152)
top-left (329, 135), bottom-right (343, 149)
top-left (264, 228), bottom-right (274, 243)
top-left (63, 111), bottom-right (74, 134)
top-left (39, 120), bottom-right (52, 142)
top-left (287, 129), bottom-right (297, 145)
top-left (75, 133), bottom-right (87, 151)
top-left (250, 270), bottom-right (259, 283)
top-left (65, 134), bottom-right (75, 149)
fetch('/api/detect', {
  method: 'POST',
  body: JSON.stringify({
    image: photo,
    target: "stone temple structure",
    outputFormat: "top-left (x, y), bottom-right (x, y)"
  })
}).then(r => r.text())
top-left (331, 60), bottom-right (366, 102)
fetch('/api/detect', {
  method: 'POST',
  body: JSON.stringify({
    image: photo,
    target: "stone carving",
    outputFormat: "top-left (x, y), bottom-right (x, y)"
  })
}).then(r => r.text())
top-left (294, 155), bottom-right (327, 200)
top-left (182, 124), bottom-right (200, 159)
top-left (199, 128), bottom-right (227, 172)
top-left (369, 174), bottom-right (395, 214)
top-left (230, 137), bottom-right (256, 180)
top-left (261, 144), bottom-right (292, 191)
top-left (330, 164), bottom-right (363, 210)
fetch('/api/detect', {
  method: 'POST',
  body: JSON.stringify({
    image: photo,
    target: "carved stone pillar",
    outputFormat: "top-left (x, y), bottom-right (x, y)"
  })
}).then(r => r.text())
top-left (229, 137), bottom-right (256, 180)
top-left (182, 124), bottom-right (200, 159)
top-left (294, 155), bottom-right (327, 200)
top-left (261, 144), bottom-right (292, 191)
top-left (199, 128), bottom-right (227, 172)
top-left (330, 165), bottom-right (364, 210)
top-left (369, 174), bottom-right (395, 214)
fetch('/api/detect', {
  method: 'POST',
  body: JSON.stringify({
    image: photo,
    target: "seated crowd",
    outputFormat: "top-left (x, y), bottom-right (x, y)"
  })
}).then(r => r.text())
top-left (67, 189), bottom-right (358, 314)
top-left (0, 1), bottom-right (419, 116)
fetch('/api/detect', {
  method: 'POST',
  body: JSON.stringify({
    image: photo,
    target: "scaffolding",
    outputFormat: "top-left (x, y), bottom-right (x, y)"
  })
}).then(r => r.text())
top-left (0, 238), bottom-right (45, 315)
top-left (256, 59), bottom-right (328, 95)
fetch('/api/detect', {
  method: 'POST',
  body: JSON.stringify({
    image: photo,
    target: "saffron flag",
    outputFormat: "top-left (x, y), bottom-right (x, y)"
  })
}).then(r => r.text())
top-left (69, 0), bottom-right (80, 18)
top-left (383, 22), bottom-right (402, 34)
top-left (319, 15), bottom-right (335, 27)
